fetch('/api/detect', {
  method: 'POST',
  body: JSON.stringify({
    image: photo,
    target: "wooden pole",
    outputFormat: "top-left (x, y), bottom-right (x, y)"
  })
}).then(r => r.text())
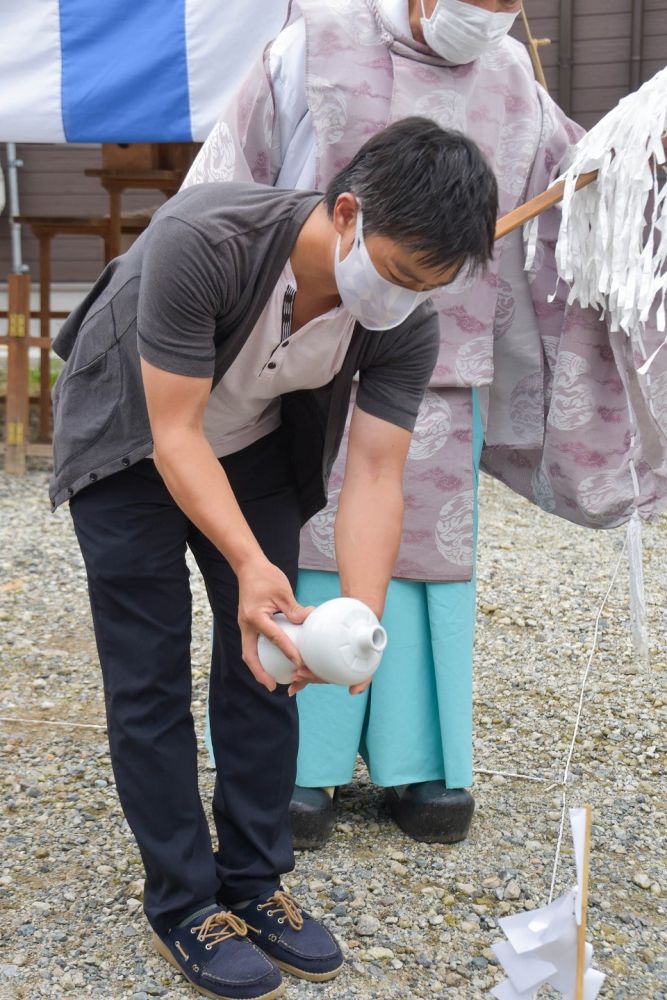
top-left (575, 804), bottom-right (593, 1000)
top-left (495, 169), bottom-right (599, 241)
top-left (520, 6), bottom-right (551, 91)
top-left (4, 273), bottom-right (31, 475)
top-left (495, 134), bottom-right (667, 242)
top-left (108, 186), bottom-right (123, 260)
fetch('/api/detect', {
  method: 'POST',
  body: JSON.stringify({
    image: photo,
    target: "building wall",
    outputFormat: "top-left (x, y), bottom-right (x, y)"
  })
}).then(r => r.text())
top-left (1, 4), bottom-right (666, 285)
top-left (0, 143), bottom-right (167, 283)
top-left (512, 0), bottom-right (667, 129)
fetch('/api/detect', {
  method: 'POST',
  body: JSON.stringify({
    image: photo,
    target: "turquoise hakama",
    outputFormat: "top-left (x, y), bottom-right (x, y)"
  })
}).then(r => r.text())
top-left (292, 393), bottom-right (483, 790)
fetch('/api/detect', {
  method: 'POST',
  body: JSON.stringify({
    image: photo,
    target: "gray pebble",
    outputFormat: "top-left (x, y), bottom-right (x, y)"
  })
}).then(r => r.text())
top-left (136, 981), bottom-right (168, 996)
top-left (355, 915), bottom-right (381, 936)
top-left (2, 470), bottom-right (666, 1000)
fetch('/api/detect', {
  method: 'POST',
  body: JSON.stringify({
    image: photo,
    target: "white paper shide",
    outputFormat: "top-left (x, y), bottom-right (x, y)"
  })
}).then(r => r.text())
top-left (491, 809), bottom-right (606, 999)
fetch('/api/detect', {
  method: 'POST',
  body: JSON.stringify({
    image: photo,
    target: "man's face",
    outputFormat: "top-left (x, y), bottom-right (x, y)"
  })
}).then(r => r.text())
top-left (335, 195), bottom-right (462, 292)
top-left (362, 233), bottom-right (461, 291)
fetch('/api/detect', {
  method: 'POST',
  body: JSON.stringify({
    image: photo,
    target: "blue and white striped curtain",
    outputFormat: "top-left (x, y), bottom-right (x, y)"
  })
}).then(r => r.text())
top-left (0, 1), bottom-right (289, 142)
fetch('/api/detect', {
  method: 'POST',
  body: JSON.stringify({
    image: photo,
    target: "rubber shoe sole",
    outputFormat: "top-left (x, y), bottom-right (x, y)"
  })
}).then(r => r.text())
top-left (288, 787), bottom-right (337, 851)
top-left (153, 933), bottom-right (285, 1000)
top-left (272, 955), bottom-right (343, 982)
top-left (385, 784), bottom-right (474, 843)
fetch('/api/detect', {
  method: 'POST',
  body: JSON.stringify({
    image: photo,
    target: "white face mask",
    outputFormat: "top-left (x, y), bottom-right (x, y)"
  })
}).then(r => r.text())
top-left (420, 0), bottom-right (519, 65)
top-left (334, 205), bottom-right (432, 331)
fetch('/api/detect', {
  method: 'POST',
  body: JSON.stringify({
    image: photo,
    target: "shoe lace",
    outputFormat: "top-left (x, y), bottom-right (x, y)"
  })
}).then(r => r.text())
top-left (258, 889), bottom-right (304, 930)
top-left (192, 911), bottom-right (249, 946)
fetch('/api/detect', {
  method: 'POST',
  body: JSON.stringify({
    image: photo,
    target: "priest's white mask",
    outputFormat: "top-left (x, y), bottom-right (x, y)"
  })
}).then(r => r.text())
top-left (420, 0), bottom-right (519, 65)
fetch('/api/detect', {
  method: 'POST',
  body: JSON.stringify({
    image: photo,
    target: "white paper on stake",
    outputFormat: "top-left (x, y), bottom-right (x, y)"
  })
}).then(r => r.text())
top-left (499, 890), bottom-right (577, 954)
top-left (548, 941), bottom-right (592, 993)
top-left (492, 812), bottom-right (606, 998)
top-left (491, 978), bottom-right (537, 1000)
top-left (569, 807), bottom-right (588, 925)
top-left (563, 967), bottom-right (606, 1000)
top-left (491, 940), bottom-right (557, 993)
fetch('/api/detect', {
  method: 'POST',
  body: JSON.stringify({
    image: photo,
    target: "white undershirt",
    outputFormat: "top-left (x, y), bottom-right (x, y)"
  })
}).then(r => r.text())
top-left (271, 18), bottom-right (314, 190)
top-left (272, 1), bottom-right (410, 191)
top-left (204, 259), bottom-right (356, 457)
top-left (381, 0), bottom-right (413, 35)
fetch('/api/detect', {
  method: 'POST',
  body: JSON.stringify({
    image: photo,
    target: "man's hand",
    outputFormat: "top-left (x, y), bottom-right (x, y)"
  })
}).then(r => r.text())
top-left (287, 667), bottom-right (324, 697)
top-left (287, 668), bottom-right (374, 697)
top-left (237, 555), bottom-right (312, 691)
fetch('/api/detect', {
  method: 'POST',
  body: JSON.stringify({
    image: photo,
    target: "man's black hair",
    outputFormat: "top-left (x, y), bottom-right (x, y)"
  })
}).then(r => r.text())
top-left (325, 116), bottom-right (498, 275)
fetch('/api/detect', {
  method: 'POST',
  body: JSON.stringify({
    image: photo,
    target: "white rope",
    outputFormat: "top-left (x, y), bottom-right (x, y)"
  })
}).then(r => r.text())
top-left (473, 766), bottom-right (553, 785)
top-left (474, 534), bottom-right (627, 852)
top-left (548, 534), bottom-right (628, 904)
top-left (0, 715), bottom-right (106, 731)
top-left (0, 719), bottom-right (566, 787)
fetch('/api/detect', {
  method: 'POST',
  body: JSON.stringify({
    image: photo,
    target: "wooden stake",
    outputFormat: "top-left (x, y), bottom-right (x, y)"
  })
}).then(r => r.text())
top-left (520, 6), bottom-right (551, 91)
top-left (575, 803), bottom-right (593, 1000)
top-left (4, 273), bottom-right (31, 475)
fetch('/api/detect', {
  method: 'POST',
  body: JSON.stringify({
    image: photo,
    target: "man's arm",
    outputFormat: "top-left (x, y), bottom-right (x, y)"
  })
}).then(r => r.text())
top-left (290, 405), bottom-right (411, 696)
top-left (140, 359), bottom-right (309, 691)
top-left (335, 406), bottom-right (410, 621)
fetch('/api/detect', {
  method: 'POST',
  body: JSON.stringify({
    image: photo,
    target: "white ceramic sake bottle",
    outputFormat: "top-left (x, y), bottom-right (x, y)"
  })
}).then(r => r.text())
top-left (257, 597), bottom-right (387, 686)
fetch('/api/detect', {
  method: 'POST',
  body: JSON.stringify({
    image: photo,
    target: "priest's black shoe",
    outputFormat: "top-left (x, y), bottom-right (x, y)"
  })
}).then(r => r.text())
top-left (385, 781), bottom-right (474, 843)
top-left (288, 786), bottom-right (337, 850)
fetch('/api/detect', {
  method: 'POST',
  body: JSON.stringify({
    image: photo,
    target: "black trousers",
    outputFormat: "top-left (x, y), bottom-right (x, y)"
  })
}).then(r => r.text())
top-left (70, 429), bottom-right (302, 935)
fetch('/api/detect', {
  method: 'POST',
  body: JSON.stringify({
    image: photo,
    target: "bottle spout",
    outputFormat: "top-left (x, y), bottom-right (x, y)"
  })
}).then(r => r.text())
top-left (370, 625), bottom-right (387, 652)
top-left (350, 622), bottom-right (387, 658)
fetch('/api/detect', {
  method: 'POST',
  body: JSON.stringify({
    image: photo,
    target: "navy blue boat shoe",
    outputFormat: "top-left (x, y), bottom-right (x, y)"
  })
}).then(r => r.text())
top-left (153, 904), bottom-right (284, 1000)
top-left (231, 887), bottom-right (344, 982)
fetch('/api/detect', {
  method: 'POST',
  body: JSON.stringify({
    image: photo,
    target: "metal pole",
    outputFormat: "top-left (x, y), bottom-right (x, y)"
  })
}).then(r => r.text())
top-left (5, 143), bottom-right (27, 274)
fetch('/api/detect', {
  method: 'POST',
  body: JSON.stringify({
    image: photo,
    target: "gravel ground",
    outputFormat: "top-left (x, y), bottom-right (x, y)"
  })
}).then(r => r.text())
top-left (1, 466), bottom-right (665, 1000)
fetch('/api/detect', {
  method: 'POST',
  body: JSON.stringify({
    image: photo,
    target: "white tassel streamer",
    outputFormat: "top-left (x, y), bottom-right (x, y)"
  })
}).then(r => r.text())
top-left (535, 76), bottom-right (665, 669)
top-left (552, 67), bottom-right (667, 341)
top-left (627, 510), bottom-right (649, 664)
